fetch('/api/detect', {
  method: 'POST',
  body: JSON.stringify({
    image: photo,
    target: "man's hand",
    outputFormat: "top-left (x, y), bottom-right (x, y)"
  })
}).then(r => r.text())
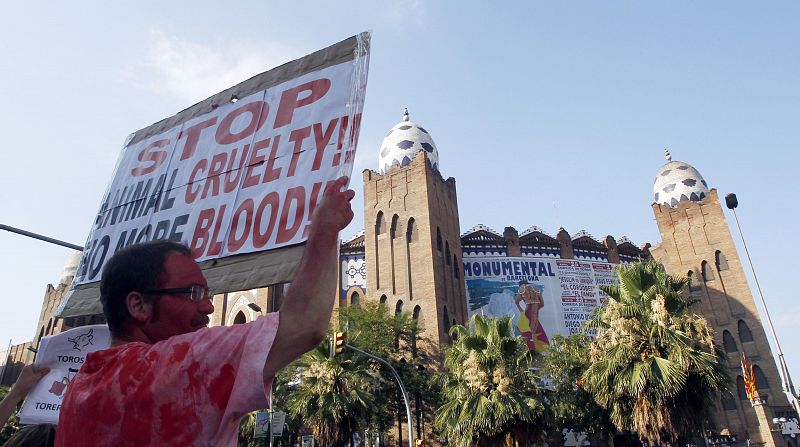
top-left (308, 176), bottom-right (355, 240)
top-left (8, 364), bottom-right (50, 400)
top-left (1, 364), bottom-right (49, 428)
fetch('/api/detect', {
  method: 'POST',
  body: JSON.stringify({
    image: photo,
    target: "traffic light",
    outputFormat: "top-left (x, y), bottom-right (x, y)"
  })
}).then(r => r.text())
top-left (415, 439), bottom-right (425, 446)
top-left (331, 331), bottom-right (347, 358)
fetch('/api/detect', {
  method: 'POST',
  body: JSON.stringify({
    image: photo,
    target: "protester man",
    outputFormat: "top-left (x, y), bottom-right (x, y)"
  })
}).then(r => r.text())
top-left (55, 176), bottom-right (355, 446)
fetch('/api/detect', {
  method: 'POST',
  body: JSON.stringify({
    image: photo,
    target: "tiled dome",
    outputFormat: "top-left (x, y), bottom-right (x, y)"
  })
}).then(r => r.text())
top-left (378, 109), bottom-right (439, 174)
top-left (653, 149), bottom-right (710, 207)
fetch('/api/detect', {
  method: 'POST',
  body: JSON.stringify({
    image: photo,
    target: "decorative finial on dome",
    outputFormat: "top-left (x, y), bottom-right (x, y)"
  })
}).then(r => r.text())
top-left (403, 108), bottom-right (409, 122)
top-left (664, 148), bottom-right (672, 161)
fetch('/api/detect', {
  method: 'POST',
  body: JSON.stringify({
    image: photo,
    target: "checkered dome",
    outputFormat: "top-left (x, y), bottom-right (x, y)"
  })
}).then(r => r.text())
top-left (378, 109), bottom-right (439, 175)
top-left (653, 150), bottom-right (710, 208)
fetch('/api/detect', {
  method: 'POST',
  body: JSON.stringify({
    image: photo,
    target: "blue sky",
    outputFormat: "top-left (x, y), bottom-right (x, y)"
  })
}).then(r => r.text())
top-left (2, 2), bottom-right (799, 390)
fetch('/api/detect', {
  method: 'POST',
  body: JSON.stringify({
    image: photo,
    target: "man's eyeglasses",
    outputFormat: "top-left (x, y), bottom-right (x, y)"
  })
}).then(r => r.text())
top-left (141, 285), bottom-right (213, 303)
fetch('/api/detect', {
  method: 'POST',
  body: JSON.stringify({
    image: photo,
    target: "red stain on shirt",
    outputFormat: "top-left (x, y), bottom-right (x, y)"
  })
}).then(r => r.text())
top-left (207, 363), bottom-right (235, 409)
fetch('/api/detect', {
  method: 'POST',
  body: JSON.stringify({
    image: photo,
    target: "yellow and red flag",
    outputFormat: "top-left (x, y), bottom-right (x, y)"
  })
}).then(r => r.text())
top-left (741, 353), bottom-right (756, 402)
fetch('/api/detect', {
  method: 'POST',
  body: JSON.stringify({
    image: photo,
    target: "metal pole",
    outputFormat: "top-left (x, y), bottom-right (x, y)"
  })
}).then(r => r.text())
top-left (0, 224), bottom-right (84, 251)
top-left (731, 208), bottom-right (800, 416)
top-left (346, 345), bottom-right (415, 447)
top-left (269, 406), bottom-right (274, 447)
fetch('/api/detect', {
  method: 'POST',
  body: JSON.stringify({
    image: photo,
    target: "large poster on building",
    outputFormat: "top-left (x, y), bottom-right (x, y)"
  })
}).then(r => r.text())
top-left (59, 33), bottom-right (370, 318)
top-left (463, 257), bottom-right (619, 352)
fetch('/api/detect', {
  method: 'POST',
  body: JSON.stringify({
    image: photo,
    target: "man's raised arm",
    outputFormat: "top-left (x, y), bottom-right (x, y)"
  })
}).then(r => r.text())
top-left (263, 176), bottom-right (355, 380)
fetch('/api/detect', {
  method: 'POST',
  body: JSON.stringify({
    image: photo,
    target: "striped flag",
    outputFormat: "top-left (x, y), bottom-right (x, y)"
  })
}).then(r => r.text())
top-left (741, 352), bottom-right (757, 402)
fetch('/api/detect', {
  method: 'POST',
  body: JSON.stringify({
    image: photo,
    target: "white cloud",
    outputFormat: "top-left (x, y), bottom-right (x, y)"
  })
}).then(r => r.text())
top-left (124, 31), bottom-right (301, 103)
top-left (774, 305), bottom-right (800, 330)
top-left (381, 0), bottom-right (428, 28)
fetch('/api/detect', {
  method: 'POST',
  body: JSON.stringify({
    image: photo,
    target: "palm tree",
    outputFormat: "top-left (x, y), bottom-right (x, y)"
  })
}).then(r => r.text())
top-left (434, 315), bottom-right (545, 447)
top-left (584, 261), bottom-right (729, 445)
top-left (285, 340), bottom-right (380, 446)
top-left (540, 333), bottom-right (615, 444)
top-left (285, 302), bottom-right (432, 446)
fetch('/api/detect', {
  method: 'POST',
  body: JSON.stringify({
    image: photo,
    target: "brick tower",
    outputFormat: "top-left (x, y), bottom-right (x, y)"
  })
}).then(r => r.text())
top-left (362, 109), bottom-right (467, 347)
top-left (649, 150), bottom-right (792, 446)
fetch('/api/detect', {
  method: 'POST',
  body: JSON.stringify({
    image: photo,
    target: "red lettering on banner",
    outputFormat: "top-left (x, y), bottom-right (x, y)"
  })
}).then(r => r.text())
top-left (178, 117), bottom-right (217, 160)
top-left (185, 160), bottom-right (208, 204)
top-left (190, 185), bottom-right (326, 257)
top-left (201, 152), bottom-right (227, 199)
top-left (312, 118), bottom-right (338, 171)
top-left (253, 192), bottom-right (280, 248)
top-left (276, 186), bottom-right (306, 244)
top-left (242, 138), bottom-right (270, 189)
top-left (287, 126), bottom-right (312, 177)
top-left (190, 208), bottom-right (216, 256)
top-left (227, 199), bottom-right (254, 252)
top-left (188, 206), bottom-right (227, 257)
top-left (223, 145), bottom-right (250, 193)
top-left (274, 79), bottom-right (331, 129)
top-left (215, 101), bottom-right (269, 145)
top-left (207, 204), bottom-right (227, 256)
top-left (333, 113), bottom-right (361, 166)
top-left (131, 139), bottom-right (170, 176)
top-left (262, 135), bottom-right (282, 183)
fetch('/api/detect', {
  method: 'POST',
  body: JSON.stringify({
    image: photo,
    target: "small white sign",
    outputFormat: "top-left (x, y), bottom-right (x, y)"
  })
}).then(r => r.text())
top-left (253, 411), bottom-right (270, 438)
top-left (18, 324), bottom-right (111, 424)
top-left (781, 418), bottom-right (800, 438)
top-left (271, 411), bottom-right (287, 436)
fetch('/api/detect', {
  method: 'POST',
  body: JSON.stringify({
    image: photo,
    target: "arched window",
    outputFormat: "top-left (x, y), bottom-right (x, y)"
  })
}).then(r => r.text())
top-left (376, 211), bottom-right (386, 235)
top-left (390, 214), bottom-right (400, 240)
top-left (445, 242), bottom-right (451, 265)
top-left (413, 305), bottom-right (421, 320)
top-left (738, 320), bottom-right (754, 342)
top-left (453, 255), bottom-right (460, 278)
top-left (45, 319), bottom-right (52, 336)
top-left (233, 311), bottom-right (246, 325)
top-left (379, 295), bottom-right (387, 305)
top-left (716, 250), bottom-right (729, 271)
top-left (701, 260), bottom-right (715, 281)
top-left (736, 376), bottom-right (748, 400)
top-left (395, 300), bottom-right (404, 315)
top-left (406, 218), bottom-right (417, 243)
top-left (688, 270), bottom-right (701, 291)
top-left (37, 327), bottom-right (45, 349)
top-left (436, 228), bottom-right (443, 252)
top-left (721, 392), bottom-right (737, 411)
top-left (753, 365), bottom-right (770, 389)
top-left (350, 291), bottom-right (361, 307)
top-left (443, 306), bottom-right (451, 338)
top-left (723, 330), bottom-right (738, 353)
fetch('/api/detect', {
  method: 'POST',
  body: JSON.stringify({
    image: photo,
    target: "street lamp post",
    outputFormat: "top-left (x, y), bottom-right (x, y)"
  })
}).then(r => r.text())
top-left (345, 345), bottom-right (415, 447)
top-left (0, 224), bottom-right (84, 251)
top-left (725, 193), bottom-right (800, 417)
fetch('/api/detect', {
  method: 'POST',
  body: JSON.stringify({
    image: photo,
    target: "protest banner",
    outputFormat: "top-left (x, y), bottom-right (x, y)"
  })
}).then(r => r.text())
top-left (18, 324), bottom-right (111, 424)
top-left (58, 32), bottom-right (370, 318)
